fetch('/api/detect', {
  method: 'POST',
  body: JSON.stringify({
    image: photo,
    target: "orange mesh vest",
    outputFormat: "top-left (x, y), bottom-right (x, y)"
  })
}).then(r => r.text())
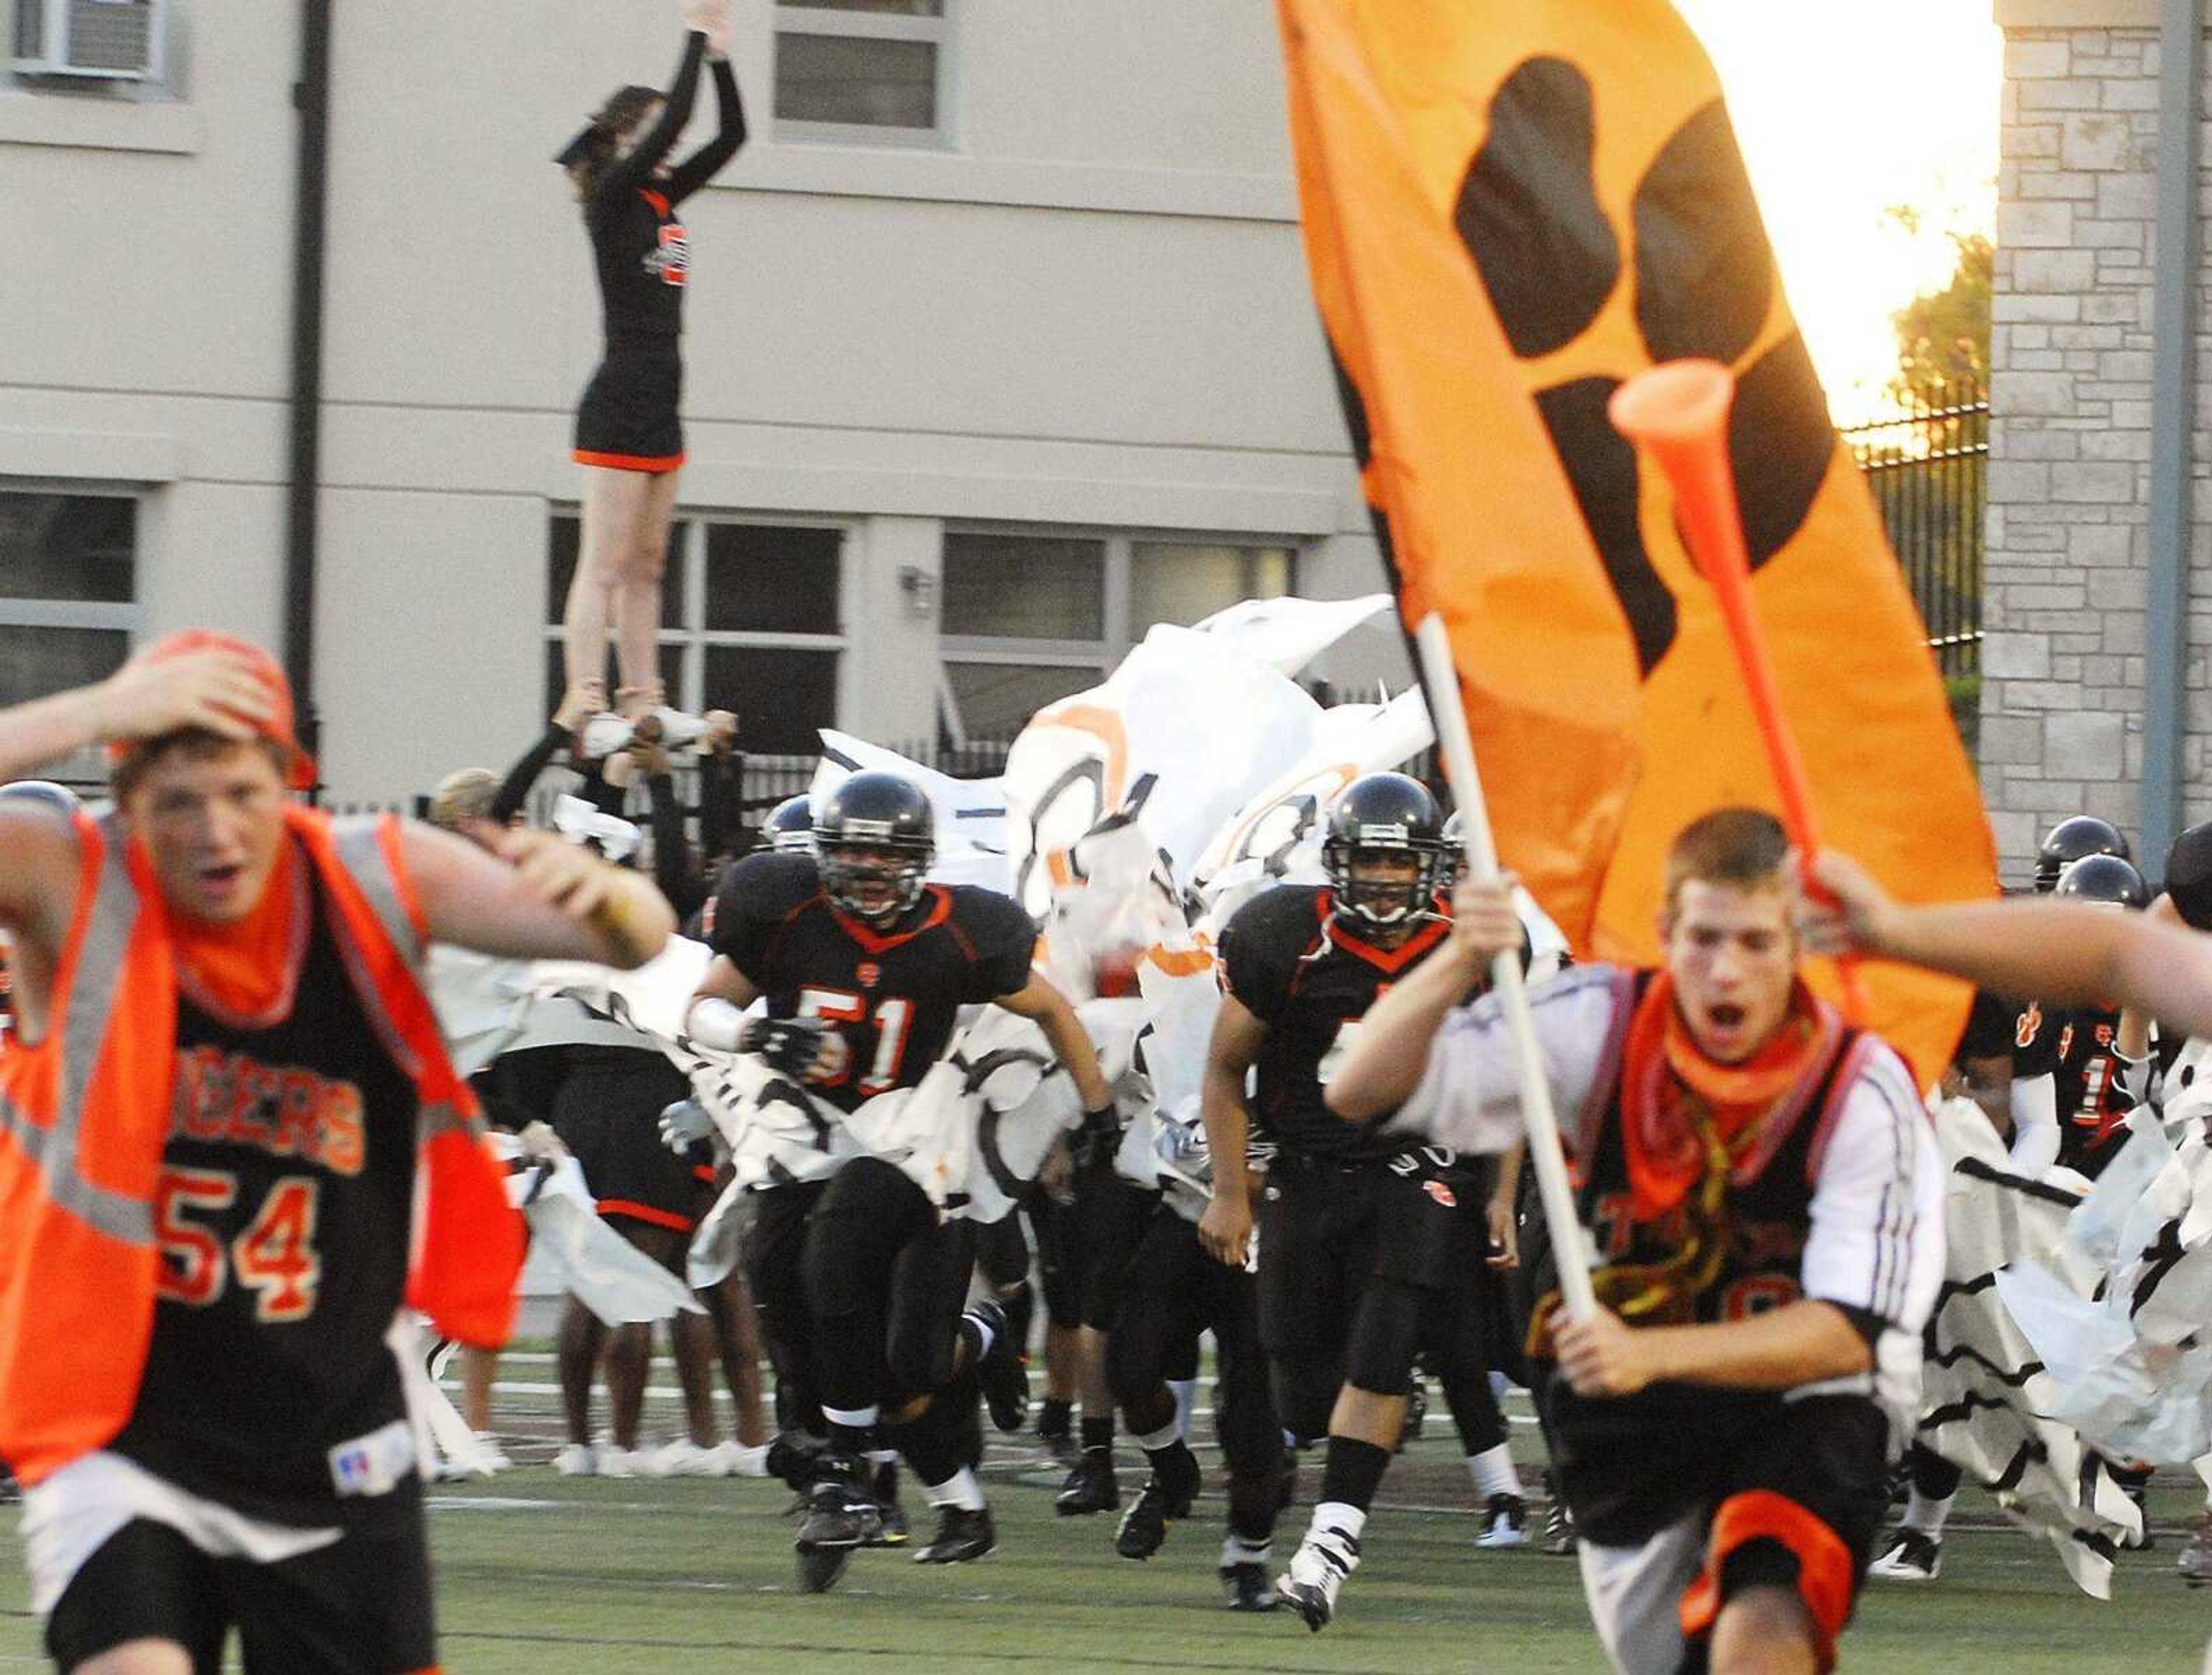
top-left (0, 806), bottom-right (522, 1487)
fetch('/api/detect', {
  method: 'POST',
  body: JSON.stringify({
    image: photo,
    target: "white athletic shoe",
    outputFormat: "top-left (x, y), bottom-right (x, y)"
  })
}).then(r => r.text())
top-left (710, 1441), bottom-right (772, 1478)
top-left (472, 1432), bottom-right (514, 1474)
top-left (653, 706), bottom-right (707, 749)
top-left (596, 1446), bottom-right (646, 1479)
top-left (552, 1443), bottom-right (597, 1477)
top-left (1476, 1493), bottom-right (1528, 1549)
top-left (1278, 1526), bottom-right (1359, 1632)
top-left (1867, 1529), bottom-right (1942, 1581)
top-left (580, 713), bottom-right (634, 759)
top-left (651, 1439), bottom-right (724, 1477)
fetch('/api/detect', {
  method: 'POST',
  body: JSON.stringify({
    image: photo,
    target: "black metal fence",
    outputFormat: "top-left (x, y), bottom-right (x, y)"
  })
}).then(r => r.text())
top-left (1840, 380), bottom-right (1987, 693)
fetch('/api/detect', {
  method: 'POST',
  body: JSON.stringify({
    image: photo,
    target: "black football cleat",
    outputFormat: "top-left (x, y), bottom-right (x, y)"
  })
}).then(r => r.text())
top-left (795, 1458), bottom-right (880, 1552)
top-left (915, 1504), bottom-right (997, 1564)
top-left (1221, 1561), bottom-right (1279, 1612)
top-left (1055, 1450), bottom-right (1120, 1516)
top-left (1115, 1455), bottom-right (1199, 1560)
top-left (968, 1300), bottom-right (1031, 1434)
top-left (796, 1542), bottom-right (853, 1594)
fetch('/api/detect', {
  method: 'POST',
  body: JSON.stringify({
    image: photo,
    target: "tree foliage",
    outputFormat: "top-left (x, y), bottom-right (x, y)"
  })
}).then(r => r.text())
top-left (1890, 229), bottom-right (1992, 407)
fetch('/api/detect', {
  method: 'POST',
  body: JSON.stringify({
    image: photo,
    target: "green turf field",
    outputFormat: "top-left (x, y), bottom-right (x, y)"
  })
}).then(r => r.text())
top-left (7, 1425), bottom-right (2210, 1673)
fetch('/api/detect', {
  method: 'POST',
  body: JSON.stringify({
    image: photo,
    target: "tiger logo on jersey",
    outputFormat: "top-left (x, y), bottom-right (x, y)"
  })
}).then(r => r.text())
top-left (2016, 1000), bottom-right (2044, 1052)
top-left (644, 223), bottom-right (690, 286)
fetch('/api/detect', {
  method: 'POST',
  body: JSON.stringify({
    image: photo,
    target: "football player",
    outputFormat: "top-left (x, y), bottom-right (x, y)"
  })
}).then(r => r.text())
top-left (687, 771), bottom-right (1115, 1582)
top-left (1334, 810), bottom-right (1944, 1675)
top-left (2043, 854), bottom-right (2152, 1182)
top-left (1196, 773), bottom-right (1525, 1631)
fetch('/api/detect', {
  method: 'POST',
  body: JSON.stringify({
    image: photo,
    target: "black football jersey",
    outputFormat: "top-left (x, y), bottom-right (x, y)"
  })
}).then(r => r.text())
top-left (706, 852), bottom-right (1036, 1115)
top-left (117, 860), bottom-right (421, 1527)
top-left (1957, 988), bottom-right (2061, 1080)
top-left (1218, 884), bottom-right (1454, 1161)
top-left (2053, 1004), bottom-right (2135, 1175)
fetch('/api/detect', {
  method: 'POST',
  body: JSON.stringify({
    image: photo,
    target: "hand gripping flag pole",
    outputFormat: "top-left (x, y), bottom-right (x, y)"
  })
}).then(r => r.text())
top-left (1608, 361), bottom-right (1872, 1024)
top-left (1412, 614), bottom-right (1596, 1322)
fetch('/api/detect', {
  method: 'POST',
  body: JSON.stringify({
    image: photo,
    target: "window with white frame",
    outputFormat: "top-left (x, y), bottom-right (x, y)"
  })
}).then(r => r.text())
top-left (772, 0), bottom-right (950, 145)
top-left (8, 0), bottom-right (179, 96)
top-left (0, 486), bottom-right (142, 777)
top-left (546, 513), bottom-right (847, 758)
top-left (939, 529), bottom-right (1294, 743)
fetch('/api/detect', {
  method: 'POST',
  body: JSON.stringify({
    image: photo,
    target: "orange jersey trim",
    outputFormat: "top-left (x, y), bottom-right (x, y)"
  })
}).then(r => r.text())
top-left (1677, 1488), bottom-right (1854, 1673)
top-left (573, 449), bottom-right (685, 474)
top-left (597, 1198), bottom-right (695, 1234)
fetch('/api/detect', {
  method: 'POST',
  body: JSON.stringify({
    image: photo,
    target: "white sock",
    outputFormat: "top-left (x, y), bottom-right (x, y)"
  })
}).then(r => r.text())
top-left (1135, 1418), bottom-right (1183, 1453)
top-left (1170, 1378), bottom-right (1198, 1439)
top-left (1306, 1500), bottom-right (1367, 1551)
top-left (1222, 1534), bottom-right (1272, 1567)
top-left (823, 1404), bottom-right (879, 1431)
top-left (864, 1449), bottom-right (898, 1469)
top-left (1903, 1490), bottom-right (1954, 1538)
top-left (926, 1468), bottom-right (987, 1512)
top-left (963, 1310), bottom-right (997, 1360)
top-left (1468, 1443), bottom-right (1522, 1500)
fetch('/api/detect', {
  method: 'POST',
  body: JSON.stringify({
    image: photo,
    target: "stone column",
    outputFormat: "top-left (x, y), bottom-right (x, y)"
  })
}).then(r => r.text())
top-left (1982, 0), bottom-right (2211, 879)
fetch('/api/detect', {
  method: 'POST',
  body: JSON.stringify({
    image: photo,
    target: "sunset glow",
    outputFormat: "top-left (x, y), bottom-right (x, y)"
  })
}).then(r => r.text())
top-left (1676, 0), bottom-right (2002, 419)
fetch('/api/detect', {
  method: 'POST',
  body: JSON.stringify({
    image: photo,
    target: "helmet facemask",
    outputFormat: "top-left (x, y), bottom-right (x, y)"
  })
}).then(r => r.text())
top-left (819, 831), bottom-right (932, 925)
top-left (1323, 834), bottom-right (1440, 929)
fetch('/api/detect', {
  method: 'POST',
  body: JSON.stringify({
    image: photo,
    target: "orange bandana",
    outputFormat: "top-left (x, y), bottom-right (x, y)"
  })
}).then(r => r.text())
top-left (1619, 969), bottom-right (1838, 1222)
top-left (168, 840), bottom-right (306, 1023)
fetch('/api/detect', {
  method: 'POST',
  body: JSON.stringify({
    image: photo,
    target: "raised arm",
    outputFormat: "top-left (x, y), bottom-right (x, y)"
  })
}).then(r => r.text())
top-left (0, 647), bottom-right (276, 948)
top-left (403, 822), bottom-right (673, 969)
top-left (1325, 877), bottom-right (1516, 1122)
top-left (1802, 850), bottom-right (2212, 1041)
top-left (664, 49), bottom-right (746, 203)
top-left (491, 687), bottom-right (592, 826)
top-left (589, 31), bottom-right (707, 214)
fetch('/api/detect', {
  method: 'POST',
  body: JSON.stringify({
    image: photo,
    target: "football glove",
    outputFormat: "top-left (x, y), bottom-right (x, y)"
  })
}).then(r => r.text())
top-left (1070, 1102), bottom-right (1123, 1172)
top-left (737, 1014), bottom-right (832, 1080)
top-left (658, 1099), bottom-right (714, 1154)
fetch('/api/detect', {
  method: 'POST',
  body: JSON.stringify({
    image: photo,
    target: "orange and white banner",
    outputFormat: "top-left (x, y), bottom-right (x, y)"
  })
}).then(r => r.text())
top-left (1276, 0), bottom-right (1995, 1081)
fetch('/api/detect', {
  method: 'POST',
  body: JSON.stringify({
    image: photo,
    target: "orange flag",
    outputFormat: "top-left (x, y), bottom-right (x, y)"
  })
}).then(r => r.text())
top-left (1275, 0), bottom-right (1997, 1083)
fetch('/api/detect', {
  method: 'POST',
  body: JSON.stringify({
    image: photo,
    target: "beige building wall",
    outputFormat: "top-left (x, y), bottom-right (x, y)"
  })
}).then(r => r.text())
top-left (2, 0), bottom-right (1392, 807)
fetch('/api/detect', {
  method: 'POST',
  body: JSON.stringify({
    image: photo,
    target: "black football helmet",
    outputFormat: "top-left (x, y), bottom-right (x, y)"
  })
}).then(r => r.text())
top-left (763, 795), bottom-right (815, 853)
top-left (2035, 816), bottom-right (2130, 894)
top-left (2054, 853), bottom-right (2149, 911)
top-left (815, 771), bottom-right (934, 924)
top-left (1440, 808), bottom-right (1468, 885)
top-left (1321, 772), bottom-right (1445, 929)
top-left (2164, 820), bottom-right (2212, 932)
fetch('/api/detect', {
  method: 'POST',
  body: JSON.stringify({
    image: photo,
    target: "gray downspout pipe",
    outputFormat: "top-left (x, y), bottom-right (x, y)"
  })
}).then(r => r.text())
top-left (285, 0), bottom-right (331, 794)
top-left (2142, 0), bottom-right (2201, 868)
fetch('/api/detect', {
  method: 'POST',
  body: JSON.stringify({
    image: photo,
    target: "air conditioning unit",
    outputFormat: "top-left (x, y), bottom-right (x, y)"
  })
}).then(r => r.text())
top-left (12, 0), bottom-right (164, 82)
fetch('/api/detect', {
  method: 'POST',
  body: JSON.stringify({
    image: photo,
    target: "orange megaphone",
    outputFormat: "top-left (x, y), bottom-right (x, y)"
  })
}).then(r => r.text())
top-left (1609, 360), bottom-right (1870, 1024)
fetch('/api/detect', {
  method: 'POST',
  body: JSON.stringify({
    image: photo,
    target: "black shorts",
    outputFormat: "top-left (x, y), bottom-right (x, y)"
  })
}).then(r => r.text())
top-left (1070, 1171), bottom-right (1162, 1332)
top-left (573, 343), bottom-right (684, 471)
top-left (1029, 1194), bottom-right (1082, 1329)
top-left (1543, 1380), bottom-right (1891, 1556)
top-left (1256, 1150), bottom-right (1484, 1361)
top-left (551, 1053), bottom-right (712, 1235)
top-left (974, 1211), bottom-right (1031, 1290)
top-left (47, 1514), bottom-right (434, 1675)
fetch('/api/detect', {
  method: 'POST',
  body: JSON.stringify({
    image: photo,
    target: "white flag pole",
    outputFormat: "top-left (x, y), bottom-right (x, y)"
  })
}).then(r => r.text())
top-left (1412, 614), bottom-right (1596, 1322)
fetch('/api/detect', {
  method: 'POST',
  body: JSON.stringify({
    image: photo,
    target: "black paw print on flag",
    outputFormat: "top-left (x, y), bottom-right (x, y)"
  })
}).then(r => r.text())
top-left (1419, 56), bottom-right (1835, 680)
